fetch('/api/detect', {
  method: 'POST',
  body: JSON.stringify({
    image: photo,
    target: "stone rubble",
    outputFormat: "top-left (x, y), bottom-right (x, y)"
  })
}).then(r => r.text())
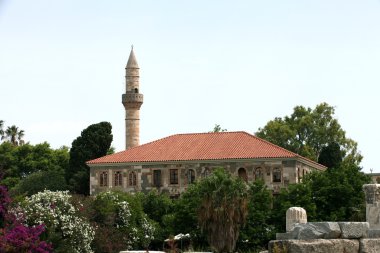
top-left (267, 184), bottom-right (380, 252)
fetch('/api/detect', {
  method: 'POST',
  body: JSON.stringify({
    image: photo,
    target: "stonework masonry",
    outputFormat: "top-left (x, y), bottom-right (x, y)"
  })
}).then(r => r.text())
top-left (122, 48), bottom-right (143, 149)
top-left (89, 159), bottom-right (318, 196)
top-left (266, 185), bottom-right (380, 253)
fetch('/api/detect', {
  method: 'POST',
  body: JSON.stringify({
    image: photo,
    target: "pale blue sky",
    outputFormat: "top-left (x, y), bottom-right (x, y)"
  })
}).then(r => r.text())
top-left (0, 1), bottom-right (379, 172)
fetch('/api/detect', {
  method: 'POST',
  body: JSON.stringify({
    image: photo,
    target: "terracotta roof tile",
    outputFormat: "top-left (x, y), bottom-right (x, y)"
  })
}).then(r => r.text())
top-left (87, 131), bottom-right (323, 167)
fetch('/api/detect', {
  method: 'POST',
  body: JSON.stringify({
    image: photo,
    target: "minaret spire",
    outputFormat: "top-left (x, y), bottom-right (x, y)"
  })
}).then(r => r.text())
top-left (122, 47), bottom-right (143, 149)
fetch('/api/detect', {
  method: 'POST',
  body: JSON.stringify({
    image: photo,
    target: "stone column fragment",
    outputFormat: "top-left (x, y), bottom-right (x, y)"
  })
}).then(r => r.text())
top-left (363, 184), bottom-right (380, 229)
top-left (286, 207), bottom-right (307, 232)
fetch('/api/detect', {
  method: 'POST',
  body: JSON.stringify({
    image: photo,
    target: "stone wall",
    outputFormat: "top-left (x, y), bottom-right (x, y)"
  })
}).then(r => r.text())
top-left (89, 159), bottom-right (319, 195)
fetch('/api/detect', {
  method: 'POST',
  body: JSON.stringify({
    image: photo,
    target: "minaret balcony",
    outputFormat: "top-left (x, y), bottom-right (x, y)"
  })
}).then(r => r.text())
top-left (122, 93), bottom-right (144, 104)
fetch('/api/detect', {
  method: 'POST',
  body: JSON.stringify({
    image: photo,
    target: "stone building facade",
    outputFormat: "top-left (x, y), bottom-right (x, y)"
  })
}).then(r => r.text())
top-left (87, 131), bottom-right (326, 196)
top-left (87, 49), bottom-right (326, 196)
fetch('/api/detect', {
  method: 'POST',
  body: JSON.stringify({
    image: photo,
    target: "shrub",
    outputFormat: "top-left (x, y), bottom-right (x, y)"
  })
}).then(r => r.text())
top-left (21, 190), bottom-right (94, 253)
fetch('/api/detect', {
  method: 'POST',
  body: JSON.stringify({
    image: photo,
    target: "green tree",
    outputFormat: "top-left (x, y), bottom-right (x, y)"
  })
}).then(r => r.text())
top-left (272, 178), bottom-right (317, 232)
top-left (0, 120), bottom-right (4, 140)
top-left (10, 170), bottom-right (68, 197)
top-left (196, 168), bottom-right (248, 253)
top-left (256, 102), bottom-right (361, 164)
top-left (309, 163), bottom-right (370, 221)
top-left (140, 190), bottom-right (174, 248)
top-left (238, 180), bottom-right (275, 252)
top-left (2, 125), bottom-right (25, 146)
top-left (318, 142), bottom-right (344, 169)
top-left (272, 163), bottom-right (370, 229)
top-left (171, 183), bottom-right (207, 250)
top-left (0, 142), bottom-right (69, 189)
top-left (91, 191), bottom-right (155, 252)
top-left (67, 122), bottom-right (113, 195)
top-left (210, 124), bottom-right (227, 133)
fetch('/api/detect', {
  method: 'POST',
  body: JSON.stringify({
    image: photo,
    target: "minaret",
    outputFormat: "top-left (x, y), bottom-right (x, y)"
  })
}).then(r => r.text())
top-left (122, 47), bottom-right (143, 149)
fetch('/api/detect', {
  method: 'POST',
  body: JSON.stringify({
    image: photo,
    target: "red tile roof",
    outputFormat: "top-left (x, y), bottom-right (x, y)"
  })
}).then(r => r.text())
top-left (87, 131), bottom-right (324, 168)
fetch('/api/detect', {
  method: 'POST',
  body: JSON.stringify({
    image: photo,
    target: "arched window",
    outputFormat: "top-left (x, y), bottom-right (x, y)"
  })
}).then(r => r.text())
top-left (114, 171), bottom-right (122, 187)
top-left (134, 88), bottom-right (139, 93)
top-left (273, 168), bottom-right (282, 183)
top-left (99, 171), bottom-right (108, 187)
top-left (188, 169), bottom-right (196, 184)
top-left (238, 168), bottom-right (248, 182)
top-left (129, 171), bottom-right (137, 186)
top-left (254, 167), bottom-right (263, 181)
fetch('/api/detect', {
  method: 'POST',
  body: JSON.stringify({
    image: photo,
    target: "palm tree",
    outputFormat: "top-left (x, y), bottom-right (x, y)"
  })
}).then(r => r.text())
top-left (0, 120), bottom-right (4, 140)
top-left (3, 125), bottom-right (25, 146)
top-left (197, 168), bottom-right (248, 253)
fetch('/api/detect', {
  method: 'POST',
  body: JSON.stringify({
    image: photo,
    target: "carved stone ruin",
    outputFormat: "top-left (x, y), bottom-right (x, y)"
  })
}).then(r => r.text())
top-left (286, 207), bottom-right (307, 232)
top-left (363, 184), bottom-right (380, 229)
top-left (269, 185), bottom-right (380, 253)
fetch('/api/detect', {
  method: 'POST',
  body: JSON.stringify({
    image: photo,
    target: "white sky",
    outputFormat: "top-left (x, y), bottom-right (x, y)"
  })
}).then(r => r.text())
top-left (0, 1), bottom-right (379, 173)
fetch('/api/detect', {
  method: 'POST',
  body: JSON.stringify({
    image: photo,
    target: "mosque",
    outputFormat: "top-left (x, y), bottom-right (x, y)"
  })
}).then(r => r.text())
top-left (87, 49), bottom-right (326, 196)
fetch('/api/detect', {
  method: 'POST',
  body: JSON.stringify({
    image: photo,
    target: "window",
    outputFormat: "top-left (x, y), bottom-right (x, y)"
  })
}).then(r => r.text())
top-left (238, 168), bottom-right (248, 182)
top-left (203, 168), bottom-right (210, 178)
top-left (170, 169), bottom-right (179, 185)
top-left (273, 168), bottom-right (282, 183)
top-left (129, 171), bottom-right (137, 186)
top-left (153, 170), bottom-right (161, 187)
top-left (187, 169), bottom-right (195, 184)
top-left (114, 171), bottom-right (122, 187)
top-left (99, 171), bottom-right (108, 187)
top-left (255, 167), bottom-right (263, 181)
top-left (297, 167), bottom-right (301, 183)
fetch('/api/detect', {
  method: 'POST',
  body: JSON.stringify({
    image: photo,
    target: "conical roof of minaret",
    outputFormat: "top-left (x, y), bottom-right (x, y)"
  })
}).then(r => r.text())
top-left (126, 47), bottom-right (139, 69)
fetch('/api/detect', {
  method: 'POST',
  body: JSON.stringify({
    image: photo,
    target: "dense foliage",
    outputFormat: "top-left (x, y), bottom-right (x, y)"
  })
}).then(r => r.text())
top-left (67, 121), bottom-right (113, 195)
top-left (0, 121), bottom-right (25, 146)
top-left (0, 103), bottom-right (373, 252)
top-left (238, 180), bottom-right (275, 252)
top-left (0, 185), bottom-right (52, 253)
top-left (256, 102), bottom-right (362, 164)
top-left (20, 190), bottom-right (94, 253)
top-left (11, 170), bottom-right (68, 197)
top-left (90, 191), bottom-right (155, 253)
top-left (0, 142), bottom-right (69, 189)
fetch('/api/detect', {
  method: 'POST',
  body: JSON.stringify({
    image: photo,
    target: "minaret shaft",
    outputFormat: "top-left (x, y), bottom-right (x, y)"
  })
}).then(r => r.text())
top-left (122, 48), bottom-right (143, 149)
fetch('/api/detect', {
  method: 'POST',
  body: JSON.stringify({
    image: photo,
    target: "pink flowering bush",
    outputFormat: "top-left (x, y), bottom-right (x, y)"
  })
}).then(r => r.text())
top-left (0, 223), bottom-right (52, 253)
top-left (0, 184), bottom-right (52, 253)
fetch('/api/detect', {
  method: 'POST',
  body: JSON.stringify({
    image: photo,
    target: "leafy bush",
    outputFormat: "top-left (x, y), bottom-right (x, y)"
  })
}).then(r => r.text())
top-left (11, 170), bottom-right (68, 197)
top-left (91, 191), bottom-right (155, 252)
top-left (0, 184), bottom-right (52, 253)
top-left (21, 190), bottom-right (94, 253)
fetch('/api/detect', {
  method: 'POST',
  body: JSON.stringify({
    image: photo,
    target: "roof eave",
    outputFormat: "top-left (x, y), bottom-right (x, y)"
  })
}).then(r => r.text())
top-left (87, 156), bottom-right (319, 168)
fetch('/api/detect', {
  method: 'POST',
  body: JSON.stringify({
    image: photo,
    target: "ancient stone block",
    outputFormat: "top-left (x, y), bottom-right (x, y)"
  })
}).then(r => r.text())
top-left (368, 229), bottom-right (380, 238)
top-left (276, 222), bottom-right (342, 240)
top-left (359, 239), bottom-right (380, 253)
top-left (286, 207), bottom-right (307, 232)
top-left (339, 222), bottom-right (369, 239)
top-left (269, 239), bottom-right (359, 253)
top-left (295, 222), bottom-right (341, 239)
top-left (363, 184), bottom-right (380, 229)
top-left (276, 232), bottom-right (295, 240)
